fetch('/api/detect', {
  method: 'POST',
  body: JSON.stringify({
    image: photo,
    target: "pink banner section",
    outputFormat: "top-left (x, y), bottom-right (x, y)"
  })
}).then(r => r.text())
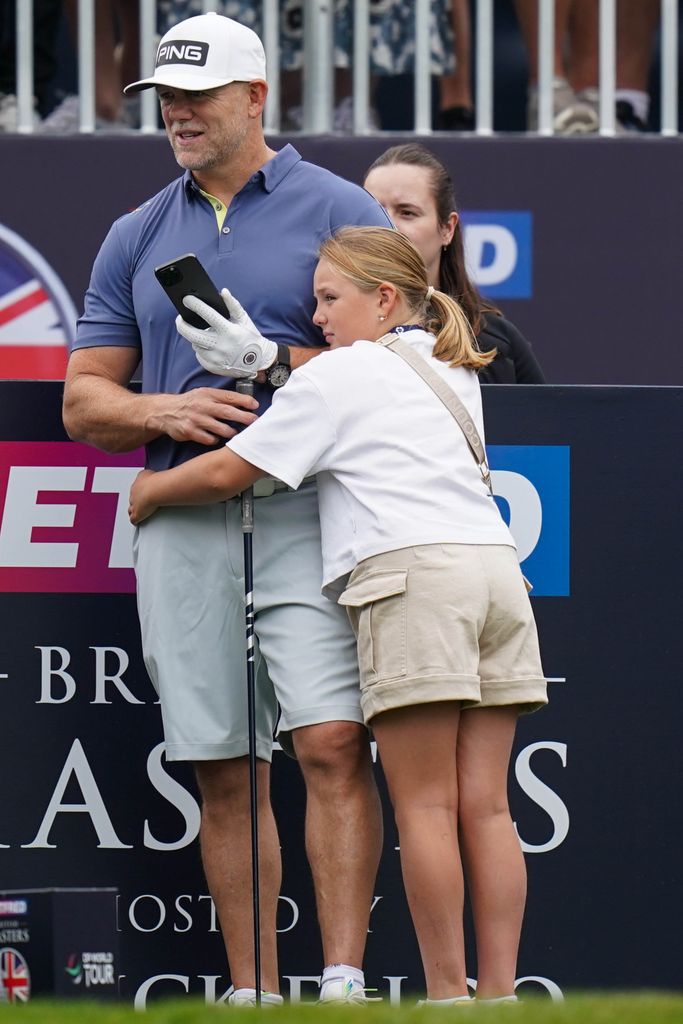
top-left (0, 442), bottom-right (144, 593)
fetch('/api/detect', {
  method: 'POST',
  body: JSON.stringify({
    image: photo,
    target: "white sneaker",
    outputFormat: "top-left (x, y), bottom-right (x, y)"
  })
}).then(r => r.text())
top-left (0, 92), bottom-right (39, 131)
top-left (416, 995), bottom-right (474, 1007)
top-left (319, 976), bottom-right (369, 1004)
top-left (527, 78), bottom-right (599, 135)
top-left (41, 94), bottom-right (133, 133)
top-left (476, 995), bottom-right (519, 1005)
top-left (227, 987), bottom-right (284, 1007)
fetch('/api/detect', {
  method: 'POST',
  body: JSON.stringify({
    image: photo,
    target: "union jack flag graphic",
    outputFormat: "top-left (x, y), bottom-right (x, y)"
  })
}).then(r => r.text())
top-left (0, 947), bottom-right (31, 1003)
top-left (0, 223), bottom-right (77, 381)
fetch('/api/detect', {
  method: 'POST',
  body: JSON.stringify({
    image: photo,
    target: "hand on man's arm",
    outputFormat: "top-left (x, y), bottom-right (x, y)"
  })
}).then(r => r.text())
top-left (63, 347), bottom-right (258, 453)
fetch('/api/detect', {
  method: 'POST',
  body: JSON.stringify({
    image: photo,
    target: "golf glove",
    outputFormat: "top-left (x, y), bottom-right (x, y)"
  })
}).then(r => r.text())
top-left (177, 288), bottom-right (278, 379)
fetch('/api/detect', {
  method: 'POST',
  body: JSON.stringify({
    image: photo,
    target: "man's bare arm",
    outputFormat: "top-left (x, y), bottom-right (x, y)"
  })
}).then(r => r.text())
top-left (63, 347), bottom-right (258, 454)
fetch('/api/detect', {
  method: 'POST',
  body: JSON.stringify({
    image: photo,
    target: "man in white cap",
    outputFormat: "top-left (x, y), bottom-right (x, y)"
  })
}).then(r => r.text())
top-left (63, 11), bottom-right (390, 1007)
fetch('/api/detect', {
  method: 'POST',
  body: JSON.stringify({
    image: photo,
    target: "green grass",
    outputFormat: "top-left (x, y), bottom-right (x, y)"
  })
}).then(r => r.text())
top-left (2, 993), bottom-right (683, 1023)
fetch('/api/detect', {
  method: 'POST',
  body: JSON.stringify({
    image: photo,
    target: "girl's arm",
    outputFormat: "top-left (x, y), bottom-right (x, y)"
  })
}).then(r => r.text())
top-left (128, 447), bottom-right (266, 524)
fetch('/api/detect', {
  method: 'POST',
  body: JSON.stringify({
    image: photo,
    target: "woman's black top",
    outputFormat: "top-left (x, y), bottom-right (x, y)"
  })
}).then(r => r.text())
top-left (476, 311), bottom-right (545, 384)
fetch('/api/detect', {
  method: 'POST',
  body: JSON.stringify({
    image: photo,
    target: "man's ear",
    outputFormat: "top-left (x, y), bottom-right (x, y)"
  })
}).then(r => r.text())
top-left (247, 80), bottom-right (268, 117)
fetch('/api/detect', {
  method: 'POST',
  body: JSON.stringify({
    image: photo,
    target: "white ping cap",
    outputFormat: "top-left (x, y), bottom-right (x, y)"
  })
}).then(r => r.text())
top-left (124, 13), bottom-right (267, 95)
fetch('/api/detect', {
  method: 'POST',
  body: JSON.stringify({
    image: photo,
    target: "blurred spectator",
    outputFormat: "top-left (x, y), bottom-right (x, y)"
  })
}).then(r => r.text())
top-left (42, 0), bottom-right (139, 132)
top-left (514, 0), bottom-right (660, 133)
top-left (157, 0), bottom-right (461, 131)
top-left (438, 0), bottom-right (474, 131)
top-left (0, 0), bottom-right (62, 130)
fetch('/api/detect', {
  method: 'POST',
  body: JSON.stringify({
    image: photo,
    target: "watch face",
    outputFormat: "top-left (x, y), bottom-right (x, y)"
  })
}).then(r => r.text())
top-left (268, 364), bottom-right (291, 388)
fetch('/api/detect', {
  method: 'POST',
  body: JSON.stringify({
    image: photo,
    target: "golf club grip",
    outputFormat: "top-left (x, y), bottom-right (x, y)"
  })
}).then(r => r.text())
top-left (235, 380), bottom-right (254, 531)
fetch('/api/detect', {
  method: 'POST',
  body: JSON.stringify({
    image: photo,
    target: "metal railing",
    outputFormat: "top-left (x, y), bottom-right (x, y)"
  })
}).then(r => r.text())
top-left (11, 0), bottom-right (680, 136)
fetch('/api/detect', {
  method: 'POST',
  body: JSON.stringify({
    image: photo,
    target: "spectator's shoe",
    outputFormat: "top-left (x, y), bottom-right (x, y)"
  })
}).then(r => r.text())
top-left (615, 99), bottom-right (647, 133)
top-left (527, 78), bottom-right (599, 134)
top-left (319, 976), bottom-right (369, 1005)
top-left (41, 94), bottom-right (133, 133)
top-left (283, 97), bottom-right (379, 133)
top-left (0, 92), bottom-right (39, 131)
top-left (227, 988), bottom-right (284, 1007)
top-left (437, 105), bottom-right (475, 131)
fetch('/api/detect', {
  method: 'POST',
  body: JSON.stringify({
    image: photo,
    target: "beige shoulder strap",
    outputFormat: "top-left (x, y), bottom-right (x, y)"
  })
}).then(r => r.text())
top-left (377, 333), bottom-right (493, 497)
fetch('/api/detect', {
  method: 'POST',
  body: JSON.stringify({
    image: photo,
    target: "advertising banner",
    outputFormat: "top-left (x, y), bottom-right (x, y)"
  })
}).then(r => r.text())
top-left (0, 381), bottom-right (680, 1005)
top-left (0, 136), bottom-right (682, 385)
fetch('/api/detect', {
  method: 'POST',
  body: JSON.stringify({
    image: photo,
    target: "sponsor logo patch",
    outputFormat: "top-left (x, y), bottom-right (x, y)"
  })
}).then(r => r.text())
top-left (156, 40), bottom-right (209, 67)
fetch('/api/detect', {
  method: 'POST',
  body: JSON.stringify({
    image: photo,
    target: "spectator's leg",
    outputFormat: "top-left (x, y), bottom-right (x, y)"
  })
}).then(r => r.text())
top-left (0, 0), bottom-right (17, 97)
top-left (513, 0), bottom-right (572, 84)
top-left (439, 0), bottom-right (474, 129)
top-left (615, 0), bottom-right (659, 129)
top-left (34, 0), bottom-right (63, 110)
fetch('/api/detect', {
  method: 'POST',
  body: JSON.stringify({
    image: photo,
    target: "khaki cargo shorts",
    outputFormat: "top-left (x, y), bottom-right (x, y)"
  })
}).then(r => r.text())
top-left (339, 543), bottom-right (547, 724)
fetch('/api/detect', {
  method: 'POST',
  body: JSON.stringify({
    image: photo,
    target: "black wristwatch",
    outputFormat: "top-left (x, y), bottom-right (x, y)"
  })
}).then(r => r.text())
top-left (265, 343), bottom-right (291, 388)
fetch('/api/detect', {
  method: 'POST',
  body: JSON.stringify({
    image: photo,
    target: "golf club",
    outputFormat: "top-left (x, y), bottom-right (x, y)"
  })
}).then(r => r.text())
top-left (235, 378), bottom-right (261, 1006)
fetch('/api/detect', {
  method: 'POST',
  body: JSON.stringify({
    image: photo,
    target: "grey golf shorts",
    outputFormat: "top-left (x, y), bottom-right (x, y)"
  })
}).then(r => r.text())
top-left (133, 480), bottom-right (362, 762)
top-left (339, 543), bottom-right (548, 724)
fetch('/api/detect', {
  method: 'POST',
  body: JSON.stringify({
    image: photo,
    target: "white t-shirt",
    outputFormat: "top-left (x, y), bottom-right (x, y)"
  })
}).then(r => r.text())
top-left (229, 329), bottom-right (514, 598)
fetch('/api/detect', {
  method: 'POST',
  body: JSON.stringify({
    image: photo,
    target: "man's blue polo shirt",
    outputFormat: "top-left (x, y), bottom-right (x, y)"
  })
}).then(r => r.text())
top-left (75, 144), bottom-right (390, 470)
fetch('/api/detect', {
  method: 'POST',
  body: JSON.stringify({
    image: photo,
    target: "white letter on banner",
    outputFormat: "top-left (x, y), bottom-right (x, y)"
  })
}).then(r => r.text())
top-left (23, 738), bottom-right (133, 849)
top-left (284, 977), bottom-right (322, 1003)
top-left (90, 646), bottom-right (144, 704)
top-left (144, 742), bottom-right (201, 851)
top-left (464, 225), bottom-right (517, 287)
top-left (0, 466), bottom-right (85, 566)
top-left (515, 976), bottom-right (564, 1001)
top-left (199, 977), bottom-right (233, 1005)
top-left (383, 977), bottom-right (408, 1006)
top-left (514, 742), bottom-right (569, 853)
top-left (490, 470), bottom-right (543, 562)
top-left (36, 646), bottom-right (76, 703)
top-left (134, 974), bottom-right (189, 1009)
top-left (91, 466), bottom-right (138, 568)
top-left (277, 896), bottom-right (299, 933)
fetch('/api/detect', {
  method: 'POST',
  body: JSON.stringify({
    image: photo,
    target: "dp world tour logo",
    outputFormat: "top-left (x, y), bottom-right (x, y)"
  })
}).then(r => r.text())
top-left (65, 953), bottom-right (83, 985)
top-left (0, 947), bottom-right (31, 1003)
top-left (65, 952), bottom-right (115, 988)
top-left (0, 223), bottom-right (77, 380)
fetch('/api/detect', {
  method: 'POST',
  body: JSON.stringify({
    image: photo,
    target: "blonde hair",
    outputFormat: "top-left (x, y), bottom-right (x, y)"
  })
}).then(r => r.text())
top-left (319, 227), bottom-right (495, 370)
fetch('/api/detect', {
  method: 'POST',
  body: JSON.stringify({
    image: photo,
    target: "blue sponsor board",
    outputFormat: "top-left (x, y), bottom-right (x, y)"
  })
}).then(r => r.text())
top-left (461, 211), bottom-right (532, 299)
top-left (488, 445), bottom-right (569, 596)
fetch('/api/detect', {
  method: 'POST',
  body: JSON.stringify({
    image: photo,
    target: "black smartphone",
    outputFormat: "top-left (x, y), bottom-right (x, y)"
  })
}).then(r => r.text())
top-left (154, 253), bottom-right (227, 330)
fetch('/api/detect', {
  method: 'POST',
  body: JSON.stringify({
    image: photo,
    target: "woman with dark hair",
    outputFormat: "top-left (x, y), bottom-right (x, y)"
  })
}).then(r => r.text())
top-left (364, 143), bottom-right (545, 384)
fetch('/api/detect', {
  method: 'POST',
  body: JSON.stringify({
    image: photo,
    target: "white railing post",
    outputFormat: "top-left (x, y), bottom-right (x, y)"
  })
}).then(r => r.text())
top-left (414, 0), bottom-right (431, 133)
top-left (263, 0), bottom-right (280, 132)
top-left (537, 0), bottom-right (555, 135)
top-left (16, 0), bottom-right (34, 132)
top-left (77, 0), bottom-right (96, 131)
top-left (475, 0), bottom-right (494, 135)
top-left (352, 0), bottom-right (371, 134)
top-left (660, 0), bottom-right (679, 137)
top-left (303, 0), bottom-right (334, 132)
top-left (138, 0), bottom-right (157, 133)
top-left (598, 0), bottom-right (616, 135)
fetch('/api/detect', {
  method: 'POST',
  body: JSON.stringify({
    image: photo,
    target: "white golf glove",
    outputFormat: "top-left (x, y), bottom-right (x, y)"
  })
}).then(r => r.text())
top-left (177, 287), bottom-right (278, 379)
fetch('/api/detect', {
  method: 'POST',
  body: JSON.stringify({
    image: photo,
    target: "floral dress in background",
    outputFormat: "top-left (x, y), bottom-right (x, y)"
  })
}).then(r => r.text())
top-left (157, 0), bottom-right (456, 76)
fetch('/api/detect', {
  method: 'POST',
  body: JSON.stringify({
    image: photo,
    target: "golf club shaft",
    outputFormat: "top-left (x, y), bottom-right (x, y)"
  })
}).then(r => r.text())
top-left (236, 379), bottom-right (261, 1005)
